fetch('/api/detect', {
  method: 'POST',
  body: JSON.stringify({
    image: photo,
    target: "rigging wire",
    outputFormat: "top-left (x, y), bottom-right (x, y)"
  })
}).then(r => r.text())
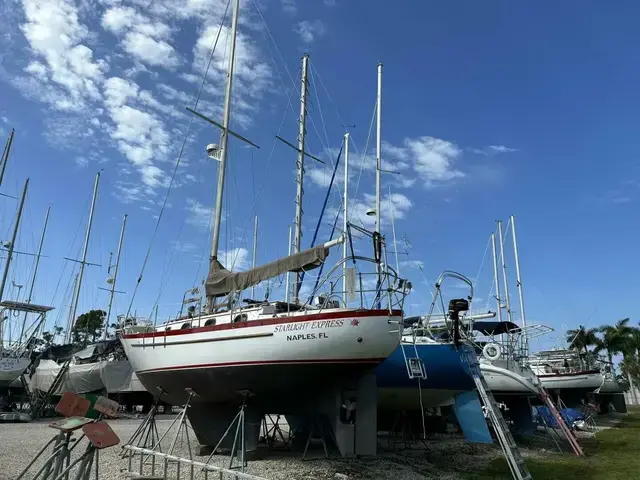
top-left (124, 0), bottom-right (231, 319)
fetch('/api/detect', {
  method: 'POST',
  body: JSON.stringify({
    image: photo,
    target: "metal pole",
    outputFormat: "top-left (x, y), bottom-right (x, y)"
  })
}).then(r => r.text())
top-left (491, 233), bottom-right (503, 323)
top-left (251, 216), bottom-right (258, 298)
top-left (18, 205), bottom-right (50, 343)
top-left (0, 129), bottom-right (15, 189)
top-left (375, 63), bottom-right (382, 234)
top-left (103, 214), bottom-right (127, 340)
top-left (342, 133), bottom-right (349, 303)
top-left (497, 220), bottom-right (512, 323)
top-left (293, 53), bottom-right (310, 304)
top-left (208, 0), bottom-right (240, 312)
top-left (0, 178), bottom-right (28, 302)
top-left (66, 172), bottom-right (100, 343)
top-left (285, 226), bottom-right (292, 304)
top-left (510, 215), bottom-right (529, 355)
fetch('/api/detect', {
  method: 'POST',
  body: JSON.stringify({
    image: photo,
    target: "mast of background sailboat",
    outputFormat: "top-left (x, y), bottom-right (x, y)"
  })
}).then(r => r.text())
top-left (18, 205), bottom-right (50, 344)
top-left (251, 215), bottom-right (258, 298)
top-left (66, 172), bottom-right (100, 343)
top-left (342, 132), bottom-right (349, 302)
top-left (103, 214), bottom-right (127, 340)
top-left (374, 63), bottom-right (383, 306)
top-left (497, 220), bottom-right (513, 323)
top-left (0, 129), bottom-right (15, 189)
top-left (292, 53), bottom-right (310, 304)
top-left (0, 178), bottom-right (28, 302)
top-left (491, 232), bottom-right (503, 323)
top-left (0, 178), bottom-right (27, 351)
top-left (510, 215), bottom-right (529, 355)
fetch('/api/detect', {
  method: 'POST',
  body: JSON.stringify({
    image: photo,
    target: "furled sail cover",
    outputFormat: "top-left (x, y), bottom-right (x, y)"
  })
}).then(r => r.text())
top-left (205, 244), bottom-right (329, 297)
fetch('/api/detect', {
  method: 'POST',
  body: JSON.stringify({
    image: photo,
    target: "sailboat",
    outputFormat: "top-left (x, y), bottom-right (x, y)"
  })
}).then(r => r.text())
top-left (120, 0), bottom-right (408, 455)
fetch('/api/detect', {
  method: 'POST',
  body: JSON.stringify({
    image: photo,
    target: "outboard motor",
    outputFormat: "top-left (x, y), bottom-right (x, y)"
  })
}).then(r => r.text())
top-left (448, 298), bottom-right (469, 346)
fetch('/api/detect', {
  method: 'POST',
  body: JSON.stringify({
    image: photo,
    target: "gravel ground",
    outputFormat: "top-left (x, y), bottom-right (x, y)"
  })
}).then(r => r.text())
top-left (0, 416), bottom-right (507, 480)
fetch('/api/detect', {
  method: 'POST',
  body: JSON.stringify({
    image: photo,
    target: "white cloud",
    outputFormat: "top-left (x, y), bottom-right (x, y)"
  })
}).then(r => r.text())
top-left (122, 31), bottom-right (179, 69)
top-left (220, 247), bottom-right (250, 271)
top-left (280, 0), bottom-right (297, 16)
top-left (347, 192), bottom-right (412, 230)
top-left (400, 260), bottom-right (424, 270)
top-left (323, 0), bottom-right (337, 5)
top-left (185, 198), bottom-right (213, 229)
top-left (469, 145), bottom-right (517, 156)
top-left (294, 20), bottom-right (326, 43)
top-left (17, 0), bottom-right (107, 111)
top-left (405, 136), bottom-right (464, 184)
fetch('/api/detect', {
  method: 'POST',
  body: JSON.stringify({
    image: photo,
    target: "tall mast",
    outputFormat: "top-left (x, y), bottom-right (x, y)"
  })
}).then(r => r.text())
top-left (292, 53), bottom-right (310, 304)
top-left (103, 214), bottom-right (127, 340)
top-left (510, 215), bottom-right (529, 355)
top-left (0, 129), bottom-right (15, 189)
top-left (497, 220), bottom-right (512, 323)
top-left (18, 205), bottom-right (50, 343)
top-left (0, 178), bottom-right (28, 302)
top-left (66, 172), bottom-right (100, 343)
top-left (375, 63), bottom-right (383, 234)
top-left (491, 232), bottom-right (503, 323)
top-left (342, 132), bottom-right (349, 302)
top-left (285, 226), bottom-right (292, 303)
top-left (207, 0), bottom-right (240, 313)
top-left (251, 215), bottom-right (258, 298)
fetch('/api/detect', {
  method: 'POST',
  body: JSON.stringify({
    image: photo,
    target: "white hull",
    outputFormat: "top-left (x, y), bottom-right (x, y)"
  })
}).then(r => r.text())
top-left (538, 372), bottom-right (604, 392)
top-left (0, 357), bottom-right (30, 387)
top-left (121, 308), bottom-right (401, 407)
top-left (480, 363), bottom-right (540, 396)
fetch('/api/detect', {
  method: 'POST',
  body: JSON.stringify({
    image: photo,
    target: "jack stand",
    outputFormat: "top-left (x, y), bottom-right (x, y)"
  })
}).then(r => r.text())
top-left (203, 390), bottom-right (254, 473)
top-left (121, 388), bottom-right (166, 458)
top-left (302, 415), bottom-right (329, 460)
top-left (261, 414), bottom-right (290, 450)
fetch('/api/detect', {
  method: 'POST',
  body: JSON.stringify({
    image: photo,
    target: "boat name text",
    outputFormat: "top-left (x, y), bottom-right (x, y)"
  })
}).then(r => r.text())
top-left (286, 332), bottom-right (329, 341)
top-left (274, 319), bottom-right (344, 333)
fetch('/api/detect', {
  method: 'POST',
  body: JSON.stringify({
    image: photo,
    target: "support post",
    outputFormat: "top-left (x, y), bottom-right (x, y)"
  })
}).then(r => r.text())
top-left (293, 53), bottom-right (310, 304)
top-left (510, 215), bottom-right (529, 355)
top-left (0, 129), bottom-right (15, 189)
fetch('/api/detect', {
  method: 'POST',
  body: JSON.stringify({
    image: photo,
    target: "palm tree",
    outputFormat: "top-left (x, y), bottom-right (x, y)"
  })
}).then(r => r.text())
top-left (566, 325), bottom-right (599, 354)
top-left (596, 319), bottom-right (633, 365)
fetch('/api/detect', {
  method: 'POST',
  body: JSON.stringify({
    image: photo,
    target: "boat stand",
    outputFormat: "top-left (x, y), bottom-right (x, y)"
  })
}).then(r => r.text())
top-left (302, 415), bottom-right (329, 460)
top-left (260, 414), bottom-right (290, 450)
top-left (120, 388), bottom-right (166, 458)
top-left (203, 390), bottom-right (253, 472)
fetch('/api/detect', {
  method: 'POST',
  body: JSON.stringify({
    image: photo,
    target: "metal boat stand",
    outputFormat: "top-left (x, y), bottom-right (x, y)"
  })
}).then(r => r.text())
top-left (202, 390), bottom-right (254, 473)
top-left (120, 388), bottom-right (167, 458)
top-left (302, 415), bottom-right (330, 460)
top-left (260, 414), bottom-right (290, 450)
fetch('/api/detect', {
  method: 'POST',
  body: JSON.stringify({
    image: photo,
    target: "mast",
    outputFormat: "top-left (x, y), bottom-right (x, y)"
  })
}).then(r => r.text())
top-left (207, 0), bottom-right (240, 313)
top-left (66, 172), bottom-right (100, 343)
top-left (251, 215), bottom-right (258, 298)
top-left (18, 205), bottom-right (50, 343)
top-left (497, 220), bottom-right (513, 323)
top-left (342, 132), bottom-right (349, 302)
top-left (375, 63), bottom-right (382, 234)
top-left (0, 129), bottom-right (15, 189)
top-left (292, 53), bottom-right (310, 304)
top-left (103, 214), bottom-right (127, 340)
top-left (491, 232), bottom-right (503, 323)
top-left (285, 226), bottom-right (292, 303)
top-left (510, 215), bottom-right (529, 355)
top-left (0, 178), bottom-right (28, 302)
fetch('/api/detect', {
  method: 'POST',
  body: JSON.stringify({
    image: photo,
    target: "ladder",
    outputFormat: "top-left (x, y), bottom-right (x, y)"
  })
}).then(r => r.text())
top-left (32, 359), bottom-right (71, 418)
top-left (459, 345), bottom-right (532, 480)
top-left (539, 387), bottom-right (584, 456)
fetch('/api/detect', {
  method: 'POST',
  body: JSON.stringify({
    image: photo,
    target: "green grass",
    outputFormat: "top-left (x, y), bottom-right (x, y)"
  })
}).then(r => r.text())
top-left (469, 407), bottom-right (640, 479)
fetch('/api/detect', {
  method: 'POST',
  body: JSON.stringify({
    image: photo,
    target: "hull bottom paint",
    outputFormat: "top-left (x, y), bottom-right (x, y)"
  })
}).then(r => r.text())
top-left (375, 342), bottom-right (475, 410)
top-left (136, 361), bottom-right (378, 411)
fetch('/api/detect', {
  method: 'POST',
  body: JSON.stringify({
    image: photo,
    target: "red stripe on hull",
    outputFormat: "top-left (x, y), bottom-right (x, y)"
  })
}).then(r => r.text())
top-left (122, 308), bottom-right (401, 339)
top-left (138, 357), bottom-right (386, 374)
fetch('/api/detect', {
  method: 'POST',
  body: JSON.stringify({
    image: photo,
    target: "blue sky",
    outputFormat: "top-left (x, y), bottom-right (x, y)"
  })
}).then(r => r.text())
top-left (0, 0), bottom-right (638, 349)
